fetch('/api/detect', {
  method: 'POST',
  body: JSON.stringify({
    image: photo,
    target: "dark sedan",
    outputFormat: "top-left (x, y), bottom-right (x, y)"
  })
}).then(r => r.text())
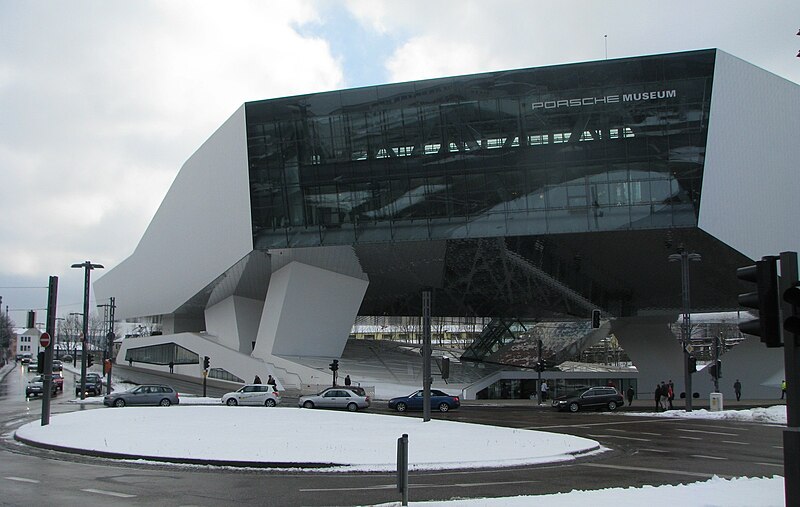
top-left (552, 386), bottom-right (624, 412)
top-left (388, 389), bottom-right (460, 412)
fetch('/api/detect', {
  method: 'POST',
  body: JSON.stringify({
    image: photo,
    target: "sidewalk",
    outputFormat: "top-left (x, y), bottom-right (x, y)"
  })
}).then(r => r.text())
top-left (462, 397), bottom-right (786, 411)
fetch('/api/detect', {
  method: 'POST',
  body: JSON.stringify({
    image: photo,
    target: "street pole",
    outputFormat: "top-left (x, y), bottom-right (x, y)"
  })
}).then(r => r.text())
top-left (422, 289), bottom-right (432, 423)
top-left (779, 251), bottom-right (799, 507)
top-left (537, 339), bottom-right (543, 405)
top-left (670, 247), bottom-right (701, 412)
top-left (71, 261), bottom-right (103, 400)
top-left (713, 333), bottom-right (720, 393)
top-left (41, 276), bottom-right (58, 426)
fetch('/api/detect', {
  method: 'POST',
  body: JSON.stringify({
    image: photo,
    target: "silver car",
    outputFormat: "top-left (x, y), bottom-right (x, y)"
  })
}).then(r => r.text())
top-left (298, 387), bottom-right (370, 412)
top-left (103, 384), bottom-right (179, 407)
top-left (222, 384), bottom-right (281, 407)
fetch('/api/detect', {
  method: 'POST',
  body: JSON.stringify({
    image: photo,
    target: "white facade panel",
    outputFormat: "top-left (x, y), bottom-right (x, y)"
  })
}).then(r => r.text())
top-left (204, 296), bottom-right (263, 353)
top-left (95, 106), bottom-right (253, 319)
top-left (253, 261), bottom-right (369, 359)
top-left (700, 50), bottom-right (800, 260)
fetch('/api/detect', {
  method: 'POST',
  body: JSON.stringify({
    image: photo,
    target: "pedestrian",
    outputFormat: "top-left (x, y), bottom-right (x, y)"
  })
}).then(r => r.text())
top-left (267, 375), bottom-right (277, 388)
top-left (659, 381), bottom-right (668, 410)
top-left (667, 380), bottom-right (675, 410)
top-left (654, 383), bottom-right (662, 411)
top-left (128, 358), bottom-right (133, 367)
top-left (169, 361), bottom-right (174, 374)
top-left (626, 386), bottom-right (635, 406)
top-left (253, 375), bottom-right (262, 384)
top-left (734, 379), bottom-right (742, 401)
top-left (781, 379), bottom-right (787, 400)
top-left (344, 374), bottom-right (351, 386)
top-left (540, 380), bottom-right (549, 402)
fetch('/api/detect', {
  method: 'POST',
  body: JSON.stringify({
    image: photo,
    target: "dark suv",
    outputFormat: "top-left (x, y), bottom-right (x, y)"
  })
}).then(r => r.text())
top-left (552, 387), bottom-right (624, 412)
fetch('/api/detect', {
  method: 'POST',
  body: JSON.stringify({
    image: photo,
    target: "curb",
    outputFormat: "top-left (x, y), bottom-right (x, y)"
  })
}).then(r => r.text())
top-left (12, 432), bottom-right (339, 469)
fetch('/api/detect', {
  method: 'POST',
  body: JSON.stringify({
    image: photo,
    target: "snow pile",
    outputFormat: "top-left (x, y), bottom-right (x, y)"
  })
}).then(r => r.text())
top-left (400, 475), bottom-right (785, 506)
top-left (620, 405), bottom-right (786, 425)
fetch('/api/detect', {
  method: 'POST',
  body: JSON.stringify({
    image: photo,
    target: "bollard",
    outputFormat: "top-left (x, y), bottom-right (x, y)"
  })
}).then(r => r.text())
top-left (397, 433), bottom-right (408, 506)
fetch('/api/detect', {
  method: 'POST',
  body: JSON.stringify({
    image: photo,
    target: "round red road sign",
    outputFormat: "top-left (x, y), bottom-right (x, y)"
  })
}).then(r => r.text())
top-left (39, 332), bottom-right (51, 348)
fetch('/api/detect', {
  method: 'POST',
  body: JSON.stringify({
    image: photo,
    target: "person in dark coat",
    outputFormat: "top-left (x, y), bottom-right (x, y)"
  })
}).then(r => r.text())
top-left (626, 386), bottom-right (635, 406)
top-left (169, 361), bottom-right (174, 374)
top-left (267, 375), bottom-right (276, 387)
top-left (344, 375), bottom-right (351, 386)
top-left (654, 383), bottom-right (662, 411)
top-left (253, 375), bottom-right (262, 384)
top-left (734, 379), bottom-right (742, 401)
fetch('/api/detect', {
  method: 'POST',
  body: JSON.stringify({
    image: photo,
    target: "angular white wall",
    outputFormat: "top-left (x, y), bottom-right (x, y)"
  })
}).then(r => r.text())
top-left (205, 296), bottom-right (265, 353)
top-left (95, 106), bottom-right (253, 320)
top-left (253, 261), bottom-right (369, 359)
top-left (701, 50), bottom-right (800, 260)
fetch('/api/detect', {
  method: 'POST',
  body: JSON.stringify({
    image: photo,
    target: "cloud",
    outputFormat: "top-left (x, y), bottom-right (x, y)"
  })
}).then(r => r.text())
top-left (0, 1), bottom-right (344, 310)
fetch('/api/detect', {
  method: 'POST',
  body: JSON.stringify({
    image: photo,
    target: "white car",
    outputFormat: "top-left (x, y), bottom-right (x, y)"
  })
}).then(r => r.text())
top-left (221, 384), bottom-right (281, 407)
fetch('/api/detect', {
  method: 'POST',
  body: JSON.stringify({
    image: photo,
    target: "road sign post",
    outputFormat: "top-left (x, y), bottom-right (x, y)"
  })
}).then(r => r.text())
top-left (41, 276), bottom-right (58, 426)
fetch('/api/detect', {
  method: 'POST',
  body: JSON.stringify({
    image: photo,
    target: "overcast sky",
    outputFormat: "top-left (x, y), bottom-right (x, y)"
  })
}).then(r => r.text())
top-left (1, 0), bottom-right (799, 325)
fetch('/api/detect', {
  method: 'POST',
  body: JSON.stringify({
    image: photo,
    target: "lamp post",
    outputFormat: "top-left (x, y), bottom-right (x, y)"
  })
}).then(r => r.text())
top-left (668, 247), bottom-right (701, 412)
top-left (71, 261), bottom-right (103, 400)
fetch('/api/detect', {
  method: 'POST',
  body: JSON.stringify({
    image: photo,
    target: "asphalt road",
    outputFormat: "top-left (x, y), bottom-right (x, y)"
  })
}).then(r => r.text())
top-left (0, 365), bottom-right (785, 506)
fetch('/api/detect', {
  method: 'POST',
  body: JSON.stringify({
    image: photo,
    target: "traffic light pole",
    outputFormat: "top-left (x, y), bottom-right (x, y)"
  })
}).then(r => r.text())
top-left (779, 251), bottom-right (799, 507)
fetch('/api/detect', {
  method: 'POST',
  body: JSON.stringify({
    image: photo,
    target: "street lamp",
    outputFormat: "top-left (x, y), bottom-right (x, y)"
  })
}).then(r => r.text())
top-left (71, 261), bottom-right (103, 400)
top-left (668, 247), bottom-right (701, 412)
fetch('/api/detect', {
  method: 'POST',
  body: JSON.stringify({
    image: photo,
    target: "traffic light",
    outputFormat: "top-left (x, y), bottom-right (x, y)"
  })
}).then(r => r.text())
top-left (37, 351), bottom-right (45, 373)
top-left (737, 257), bottom-right (782, 347)
top-left (440, 357), bottom-right (450, 380)
top-left (591, 309), bottom-right (601, 329)
top-left (329, 359), bottom-right (339, 372)
top-left (785, 282), bottom-right (800, 335)
top-left (87, 354), bottom-right (94, 367)
top-left (688, 355), bottom-right (697, 373)
top-left (708, 360), bottom-right (721, 379)
top-left (203, 356), bottom-right (210, 370)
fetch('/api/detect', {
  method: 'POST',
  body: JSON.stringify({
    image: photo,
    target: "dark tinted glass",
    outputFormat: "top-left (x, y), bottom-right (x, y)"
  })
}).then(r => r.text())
top-left (247, 51), bottom-right (714, 249)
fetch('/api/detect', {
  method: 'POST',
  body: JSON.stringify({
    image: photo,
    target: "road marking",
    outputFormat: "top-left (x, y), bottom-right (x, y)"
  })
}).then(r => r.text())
top-left (640, 448), bottom-right (669, 453)
top-left (587, 433), bottom-right (651, 442)
top-left (754, 462), bottom-right (783, 468)
top-left (5, 476), bottom-right (40, 484)
top-left (690, 454), bottom-right (728, 460)
top-left (82, 488), bottom-right (136, 498)
top-left (677, 435), bottom-right (702, 440)
top-left (772, 445), bottom-right (783, 450)
top-left (638, 432), bottom-right (662, 436)
top-left (529, 418), bottom-right (683, 430)
top-left (722, 440), bottom-right (749, 445)
top-left (676, 428), bottom-right (738, 437)
top-left (299, 480), bottom-right (538, 492)
top-left (583, 463), bottom-right (730, 479)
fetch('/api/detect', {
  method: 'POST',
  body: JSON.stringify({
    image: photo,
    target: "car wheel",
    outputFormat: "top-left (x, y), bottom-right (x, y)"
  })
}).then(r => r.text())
top-left (114, 399), bottom-right (126, 408)
top-left (568, 402), bottom-right (580, 412)
top-left (607, 401), bottom-right (618, 411)
top-left (226, 398), bottom-right (238, 406)
top-left (396, 402), bottom-right (407, 412)
top-left (159, 398), bottom-right (172, 407)
top-left (347, 402), bottom-right (358, 412)
top-left (303, 400), bottom-right (314, 409)
top-left (265, 399), bottom-right (276, 407)
top-left (438, 402), bottom-right (450, 412)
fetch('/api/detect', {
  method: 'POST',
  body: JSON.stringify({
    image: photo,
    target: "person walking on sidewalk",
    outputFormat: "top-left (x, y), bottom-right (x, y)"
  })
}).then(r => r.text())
top-left (626, 386), bottom-right (635, 406)
top-left (781, 379), bottom-right (787, 400)
top-left (734, 379), bottom-right (742, 401)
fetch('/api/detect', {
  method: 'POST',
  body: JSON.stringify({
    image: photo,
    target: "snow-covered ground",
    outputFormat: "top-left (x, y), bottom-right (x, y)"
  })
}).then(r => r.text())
top-left (6, 364), bottom-right (789, 506)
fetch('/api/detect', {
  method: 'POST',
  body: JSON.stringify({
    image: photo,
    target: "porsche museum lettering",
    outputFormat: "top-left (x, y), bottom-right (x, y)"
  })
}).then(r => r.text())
top-left (532, 89), bottom-right (676, 110)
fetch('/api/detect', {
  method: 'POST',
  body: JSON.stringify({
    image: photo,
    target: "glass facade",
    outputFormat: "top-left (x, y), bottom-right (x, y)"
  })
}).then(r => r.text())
top-left (247, 50), bottom-right (714, 249)
top-left (125, 343), bottom-right (199, 366)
